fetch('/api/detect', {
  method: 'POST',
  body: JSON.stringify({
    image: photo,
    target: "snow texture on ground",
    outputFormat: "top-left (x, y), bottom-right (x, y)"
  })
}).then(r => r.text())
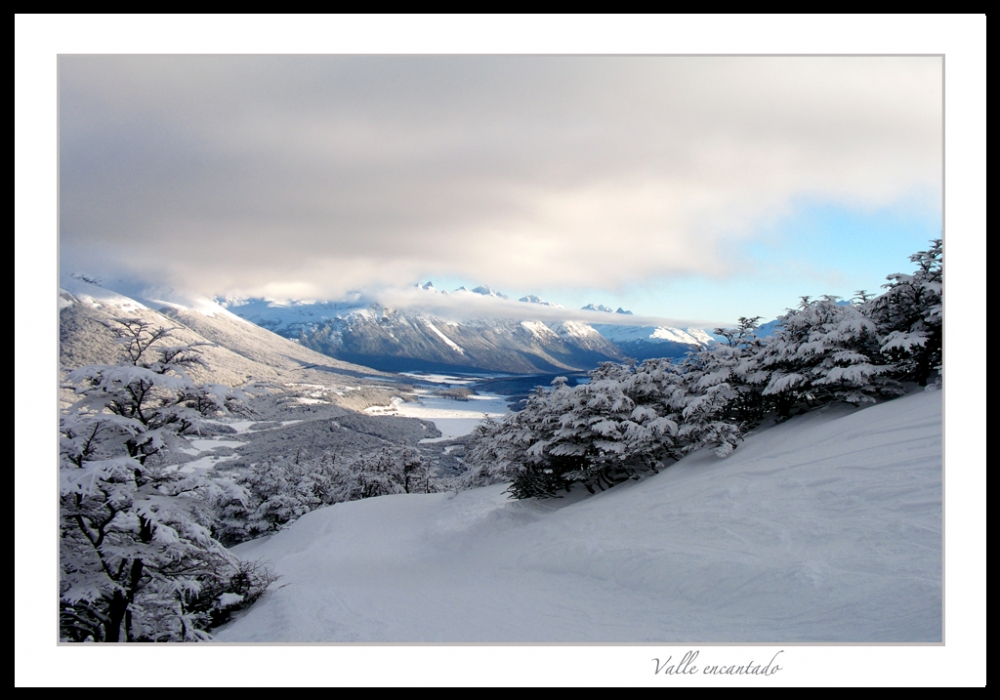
top-left (216, 390), bottom-right (941, 643)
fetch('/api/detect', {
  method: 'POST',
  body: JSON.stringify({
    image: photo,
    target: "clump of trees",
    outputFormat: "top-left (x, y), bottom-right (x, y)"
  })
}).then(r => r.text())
top-left (59, 319), bottom-right (276, 642)
top-left (435, 387), bottom-right (476, 401)
top-left (214, 446), bottom-right (435, 546)
top-left (462, 240), bottom-right (942, 499)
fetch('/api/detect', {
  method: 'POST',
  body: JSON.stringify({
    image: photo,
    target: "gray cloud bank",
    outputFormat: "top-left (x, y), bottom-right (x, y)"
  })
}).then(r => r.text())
top-left (60, 55), bottom-right (941, 300)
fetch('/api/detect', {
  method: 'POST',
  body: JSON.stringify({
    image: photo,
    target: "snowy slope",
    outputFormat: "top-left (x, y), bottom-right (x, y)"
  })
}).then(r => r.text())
top-left (593, 323), bottom-right (714, 346)
top-left (216, 390), bottom-right (941, 643)
top-left (59, 278), bottom-right (401, 412)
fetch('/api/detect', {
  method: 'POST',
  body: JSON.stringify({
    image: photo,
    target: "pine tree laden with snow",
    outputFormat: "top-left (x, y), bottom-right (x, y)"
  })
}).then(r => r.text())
top-left (866, 239), bottom-right (942, 386)
top-left (758, 296), bottom-right (903, 416)
top-left (470, 365), bottom-right (698, 499)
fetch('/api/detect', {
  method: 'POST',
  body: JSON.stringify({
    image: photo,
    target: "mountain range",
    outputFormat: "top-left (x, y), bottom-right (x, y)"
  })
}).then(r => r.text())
top-left (61, 276), bottom-right (753, 376)
top-left (218, 283), bottom-right (720, 373)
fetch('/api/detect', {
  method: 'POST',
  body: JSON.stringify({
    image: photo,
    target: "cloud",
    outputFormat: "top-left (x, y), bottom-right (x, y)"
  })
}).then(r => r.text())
top-left (59, 55), bottom-right (942, 300)
top-left (362, 284), bottom-right (721, 329)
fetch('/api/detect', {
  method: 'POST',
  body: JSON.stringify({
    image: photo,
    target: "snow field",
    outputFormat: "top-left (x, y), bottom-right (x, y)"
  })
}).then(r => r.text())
top-left (217, 390), bottom-right (941, 643)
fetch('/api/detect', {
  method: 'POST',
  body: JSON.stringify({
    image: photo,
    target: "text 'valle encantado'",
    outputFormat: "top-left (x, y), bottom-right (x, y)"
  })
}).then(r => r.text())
top-left (653, 650), bottom-right (784, 677)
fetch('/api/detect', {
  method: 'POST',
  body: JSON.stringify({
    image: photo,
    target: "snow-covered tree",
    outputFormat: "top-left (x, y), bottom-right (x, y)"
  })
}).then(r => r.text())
top-left (463, 379), bottom-right (576, 498)
top-left (59, 319), bottom-right (272, 642)
top-left (215, 445), bottom-right (436, 546)
top-left (534, 369), bottom-right (643, 495)
top-left (461, 411), bottom-right (537, 490)
top-left (213, 450), bottom-right (340, 545)
top-left (671, 317), bottom-right (770, 454)
top-left (866, 239), bottom-right (943, 386)
top-left (468, 366), bottom-right (695, 499)
top-left (347, 446), bottom-right (432, 499)
top-left (758, 296), bottom-right (902, 415)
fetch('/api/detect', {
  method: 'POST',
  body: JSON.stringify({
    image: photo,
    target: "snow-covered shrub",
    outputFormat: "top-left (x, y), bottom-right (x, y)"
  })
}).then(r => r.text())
top-left (59, 319), bottom-right (274, 642)
top-left (467, 364), bottom-right (712, 499)
top-left (865, 239), bottom-right (942, 386)
top-left (220, 451), bottom-right (346, 543)
top-left (348, 446), bottom-right (434, 498)
top-left (758, 296), bottom-right (903, 415)
top-left (217, 446), bottom-right (437, 545)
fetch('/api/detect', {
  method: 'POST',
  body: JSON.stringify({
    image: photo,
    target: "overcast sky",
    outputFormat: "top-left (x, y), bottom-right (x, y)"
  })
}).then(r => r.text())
top-left (59, 55), bottom-right (942, 326)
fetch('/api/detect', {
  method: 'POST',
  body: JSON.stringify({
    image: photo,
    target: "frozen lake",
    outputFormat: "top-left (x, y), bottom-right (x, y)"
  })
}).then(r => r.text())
top-left (363, 370), bottom-right (591, 441)
top-left (364, 389), bottom-right (510, 441)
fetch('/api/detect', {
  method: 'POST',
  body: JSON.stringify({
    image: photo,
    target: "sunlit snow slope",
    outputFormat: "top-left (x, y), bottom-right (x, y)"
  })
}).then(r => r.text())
top-left (216, 390), bottom-right (942, 643)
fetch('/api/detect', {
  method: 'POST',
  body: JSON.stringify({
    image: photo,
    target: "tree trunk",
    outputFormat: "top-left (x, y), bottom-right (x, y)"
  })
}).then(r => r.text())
top-left (103, 557), bottom-right (145, 642)
top-left (105, 590), bottom-right (128, 642)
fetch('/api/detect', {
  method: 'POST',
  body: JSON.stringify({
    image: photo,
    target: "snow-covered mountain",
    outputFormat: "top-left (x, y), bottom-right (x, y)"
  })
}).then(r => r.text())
top-left (582, 302), bottom-right (632, 315)
top-left (220, 286), bottom-right (723, 372)
top-left (570, 301), bottom-right (716, 360)
top-left (220, 285), bottom-right (630, 373)
top-left (592, 323), bottom-right (716, 362)
top-left (59, 277), bottom-right (402, 413)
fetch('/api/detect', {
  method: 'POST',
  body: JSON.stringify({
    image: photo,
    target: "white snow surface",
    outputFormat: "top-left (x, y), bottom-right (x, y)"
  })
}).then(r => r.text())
top-left (520, 320), bottom-right (558, 340)
top-left (364, 390), bottom-right (510, 441)
top-left (554, 320), bottom-right (601, 339)
top-left (593, 323), bottom-right (713, 346)
top-left (217, 390), bottom-right (941, 643)
top-left (423, 320), bottom-right (466, 354)
top-left (60, 278), bottom-right (149, 314)
top-left (398, 372), bottom-right (482, 386)
top-left (60, 276), bottom-right (253, 323)
top-left (145, 296), bottom-right (249, 322)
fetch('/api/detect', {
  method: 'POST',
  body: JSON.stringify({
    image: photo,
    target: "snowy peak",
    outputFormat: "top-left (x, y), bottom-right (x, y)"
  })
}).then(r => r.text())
top-left (683, 327), bottom-right (715, 345)
top-left (79, 277), bottom-right (718, 372)
top-left (59, 277), bottom-right (150, 315)
top-left (581, 303), bottom-right (634, 315)
top-left (518, 294), bottom-right (562, 308)
top-left (587, 322), bottom-right (715, 361)
top-left (520, 320), bottom-right (559, 340)
top-left (223, 294), bottom-right (626, 373)
top-left (551, 321), bottom-right (602, 341)
top-left (60, 275), bottom-right (257, 325)
top-left (469, 285), bottom-right (509, 300)
top-left (216, 296), bottom-right (367, 336)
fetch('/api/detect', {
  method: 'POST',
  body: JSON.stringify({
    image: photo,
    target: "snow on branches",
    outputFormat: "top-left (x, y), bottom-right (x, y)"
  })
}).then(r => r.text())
top-left (60, 319), bottom-right (273, 642)
top-left (865, 239), bottom-right (943, 386)
top-left (759, 296), bottom-right (903, 413)
top-left (214, 446), bottom-right (436, 546)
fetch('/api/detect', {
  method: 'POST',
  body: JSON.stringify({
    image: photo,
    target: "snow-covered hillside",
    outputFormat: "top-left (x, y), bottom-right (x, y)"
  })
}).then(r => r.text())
top-left (216, 389), bottom-right (941, 643)
top-left (59, 277), bottom-right (402, 412)
top-left (592, 323), bottom-right (715, 361)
